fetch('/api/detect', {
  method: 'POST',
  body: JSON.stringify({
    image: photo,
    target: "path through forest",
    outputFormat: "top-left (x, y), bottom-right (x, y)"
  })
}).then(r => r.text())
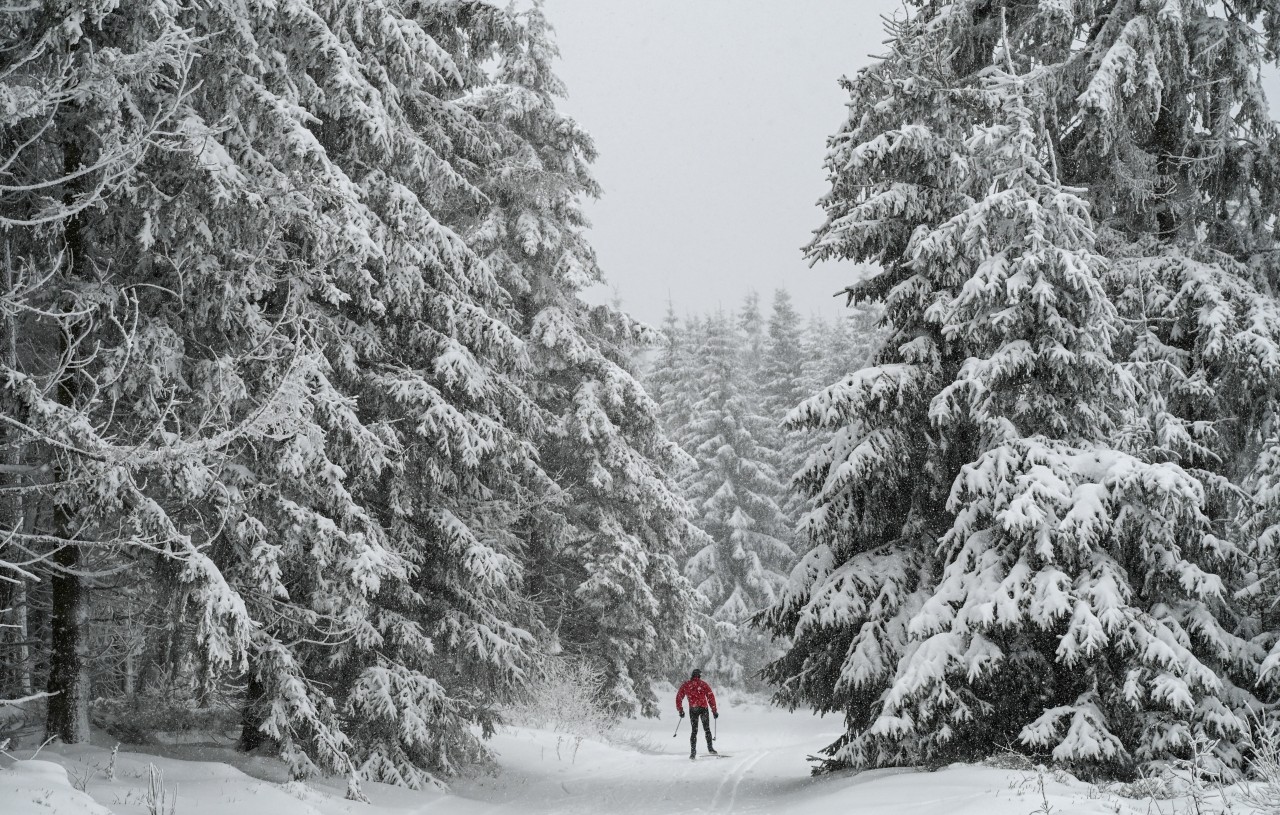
top-left (453, 698), bottom-right (848, 814)
top-left (447, 698), bottom-right (1155, 815)
top-left (3, 699), bottom-right (1229, 815)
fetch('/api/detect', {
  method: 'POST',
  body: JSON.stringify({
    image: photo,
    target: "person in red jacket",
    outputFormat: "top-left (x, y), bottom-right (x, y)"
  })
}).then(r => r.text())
top-left (676, 668), bottom-right (718, 759)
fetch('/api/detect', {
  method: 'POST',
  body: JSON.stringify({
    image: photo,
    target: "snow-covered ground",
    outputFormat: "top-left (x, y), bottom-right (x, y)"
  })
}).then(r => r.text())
top-left (2, 698), bottom-right (1266, 815)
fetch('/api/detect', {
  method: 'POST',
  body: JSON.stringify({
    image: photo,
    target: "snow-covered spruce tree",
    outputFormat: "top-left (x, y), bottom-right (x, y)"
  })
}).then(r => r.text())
top-left (800, 308), bottom-right (883, 397)
top-left (736, 291), bottom-right (767, 387)
top-left (1064, 0), bottom-right (1280, 731)
top-left (762, 3), bottom-right (1273, 777)
top-left (647, 302), bottom-right (700, 454)
top-left (2, 0), bottom-right (560, 789)
top-left (458, 6), bottom-right (703, 715)
top-left (759, 291), bottom-right (807, 428)
top-left (1053, 0), bottom-right (1280, 765)
top-left (758, 290), bottom-right (821, 523)
top-left (2, 0), bottom-right (431, 782)
top-left (1245, 434), bottom-right (1280, 701)
top-left (777, 306), bottom-right (882, 530)
top-left (213, 3), bottom-right (558, 787)
top-left (684, 311), bottom-right (793, 685)
top-left (0, 2), bottom-right (264, 743)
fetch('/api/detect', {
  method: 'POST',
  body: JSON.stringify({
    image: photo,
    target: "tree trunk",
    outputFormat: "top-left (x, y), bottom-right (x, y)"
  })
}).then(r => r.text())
top-left (45, 139), bottom-right (90, 744)
top-left (45, 541), bottom-right (89, 742)
top-left (124, 646), bottom-right (137, 703)
top-left (237, 667), bottom-right (277, 753)
top-left (2, 241), bottom-right (33, 697)
top-left (16, 583), bottom-right (31, 696)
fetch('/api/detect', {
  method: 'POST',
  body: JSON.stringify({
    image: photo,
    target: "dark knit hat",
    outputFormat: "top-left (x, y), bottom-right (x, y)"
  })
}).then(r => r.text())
top-left (692, 668), bottom-right (702, 678)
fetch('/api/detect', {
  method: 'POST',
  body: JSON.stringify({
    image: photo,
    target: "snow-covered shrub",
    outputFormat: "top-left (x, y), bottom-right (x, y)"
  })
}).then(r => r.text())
top-left (1103, 733), bottom-right (1240, 815)
top-left (508, 656), bottom-right (618, 742)
top-left (144, 764), bottom-right (176, 815)
top-left (91, 697), bottom-right (239, 746)
top-left (1240, 721), bottom-right (1280, 812)
top-left (607, 728), bottom-right (663, 755)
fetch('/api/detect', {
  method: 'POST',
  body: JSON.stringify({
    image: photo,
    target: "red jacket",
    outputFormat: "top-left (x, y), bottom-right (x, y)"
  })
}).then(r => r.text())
top-left (676, 678), bottom-right (717, 714)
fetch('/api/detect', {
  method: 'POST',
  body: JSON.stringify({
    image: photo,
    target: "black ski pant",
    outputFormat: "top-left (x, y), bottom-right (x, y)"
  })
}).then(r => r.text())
top-left (689, 706), bottom-right (713, 754)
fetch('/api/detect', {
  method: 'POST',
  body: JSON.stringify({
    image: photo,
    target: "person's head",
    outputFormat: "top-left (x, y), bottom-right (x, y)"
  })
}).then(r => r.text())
top-left (692, 668), bottom-right (702, 679)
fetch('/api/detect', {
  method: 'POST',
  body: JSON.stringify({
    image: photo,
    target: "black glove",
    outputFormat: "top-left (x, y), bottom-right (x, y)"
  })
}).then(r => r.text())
top-left (713, 712), bottom-right (719, 719)
top-left (679, 711), bottom-right (685, 718)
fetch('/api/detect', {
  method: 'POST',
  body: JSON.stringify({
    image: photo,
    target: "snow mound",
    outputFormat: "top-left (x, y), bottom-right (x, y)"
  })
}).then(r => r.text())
top-left (2, 760), bottom-right (113, 815)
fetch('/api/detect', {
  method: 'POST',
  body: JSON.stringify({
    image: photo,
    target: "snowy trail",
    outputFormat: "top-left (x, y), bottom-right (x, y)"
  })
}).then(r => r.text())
top-left (450, 700), bottom-right (847, 815)
top-left (6, 699), bottom-right (1253, 815)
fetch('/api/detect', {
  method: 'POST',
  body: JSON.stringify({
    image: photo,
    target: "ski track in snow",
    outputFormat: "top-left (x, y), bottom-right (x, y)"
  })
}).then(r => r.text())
top-left (450, 702), bottom-right (843, 815)
top-left (709, 750), bottom-right (768, 813)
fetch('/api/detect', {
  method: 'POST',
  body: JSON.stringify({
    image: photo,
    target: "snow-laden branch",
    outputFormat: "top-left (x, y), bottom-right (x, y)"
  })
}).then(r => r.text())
top-left (0, 691), bottom-right (56, 707)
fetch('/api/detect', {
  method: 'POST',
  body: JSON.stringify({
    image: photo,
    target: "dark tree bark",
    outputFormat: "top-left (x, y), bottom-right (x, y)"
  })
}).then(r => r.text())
top-left (44, 137), bottom-right (90, 744)
top-left (237, 667), bottom-right (277, 753)
top-left (44, 542), bottom-right (89, 742)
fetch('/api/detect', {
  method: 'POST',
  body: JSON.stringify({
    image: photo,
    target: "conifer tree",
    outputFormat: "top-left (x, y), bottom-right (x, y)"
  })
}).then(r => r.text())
top-left (763, 0), bottom-right (1280, 776)
top-left (758, 291), bottom-right (822, 513)
top-left (135, 3), bottom-right (547, 786)
top-left (1, 0), bottom-right (265, 746)
top-left (647, 302), bottom-right (699, 453)
top-left (458, 6), bottom-right (702, 715)
top-left (1243, 435), bottom-right (1280, 694)
top-left (736, 291), bottom-right (767, 386)
top-left (759, 291), bottom-right (807, 425)
top-left (684, 312), bottom-right (792, 684)
top-left (2, 0), bottom-right (568, 789)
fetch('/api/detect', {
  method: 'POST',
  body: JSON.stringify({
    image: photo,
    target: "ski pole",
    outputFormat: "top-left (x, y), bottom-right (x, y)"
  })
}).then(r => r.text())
top-left (673, 715), bottom-right (682, 738)
top-left (713, 714), bottom-right (717, 744)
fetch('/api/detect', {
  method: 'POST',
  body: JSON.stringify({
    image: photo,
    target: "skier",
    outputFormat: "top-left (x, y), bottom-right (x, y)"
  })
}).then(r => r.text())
top-left (676, 668), bottom-right (718, 759)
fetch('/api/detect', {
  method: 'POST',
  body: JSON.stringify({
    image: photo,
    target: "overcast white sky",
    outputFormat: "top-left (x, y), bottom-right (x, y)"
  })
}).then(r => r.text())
top-left (542, 0), bottom-right (897, 326)
top-left (543, 3), bottom-right (1280, 328)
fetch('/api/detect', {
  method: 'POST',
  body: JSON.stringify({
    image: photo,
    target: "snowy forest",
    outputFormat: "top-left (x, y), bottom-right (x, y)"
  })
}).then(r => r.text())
top-left (643, 295), bottom-right (879, 687)
top-left (8, 0), bottom-right (1280, 810)
top-left (0, 0), bottom-right (709, 792)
